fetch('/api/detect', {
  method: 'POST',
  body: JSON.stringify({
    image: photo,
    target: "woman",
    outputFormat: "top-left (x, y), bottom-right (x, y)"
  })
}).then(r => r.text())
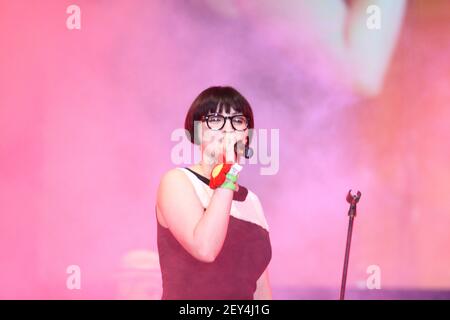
top-left (156, 86), bottom-right (272, 300)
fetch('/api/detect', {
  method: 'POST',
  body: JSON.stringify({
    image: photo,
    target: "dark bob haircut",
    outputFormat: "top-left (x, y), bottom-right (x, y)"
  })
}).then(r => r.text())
top-left (184, 86), bottom-right (254, 145)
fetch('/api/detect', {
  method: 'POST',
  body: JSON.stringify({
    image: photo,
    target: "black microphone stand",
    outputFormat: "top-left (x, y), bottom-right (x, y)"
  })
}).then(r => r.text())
top-left (339, 190), bottom-right (362, 300)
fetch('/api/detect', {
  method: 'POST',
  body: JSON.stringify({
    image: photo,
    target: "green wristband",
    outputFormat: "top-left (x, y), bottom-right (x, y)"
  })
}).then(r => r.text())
top-left (225, 172), bottom-right (237, 183)
top-left (219, 164), bottom-right (242, 191)
top-left (220, 180), bottom-right (237, 191)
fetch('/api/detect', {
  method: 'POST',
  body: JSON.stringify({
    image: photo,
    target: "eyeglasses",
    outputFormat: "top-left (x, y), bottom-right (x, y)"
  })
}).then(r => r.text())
top-left (201, 113), bottom-right (249, 131)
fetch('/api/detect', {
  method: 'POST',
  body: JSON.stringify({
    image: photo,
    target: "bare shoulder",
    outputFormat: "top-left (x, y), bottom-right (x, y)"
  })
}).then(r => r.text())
top-left (157, 168), bottom-right (196, 202)
top-left (159, 167), bottom-right (186, 183)
top-left (156, 168), bottom-right (193, 226)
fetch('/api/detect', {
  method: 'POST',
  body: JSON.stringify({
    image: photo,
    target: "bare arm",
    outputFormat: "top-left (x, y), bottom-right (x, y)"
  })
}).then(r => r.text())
top-left (157, 168), bottom-right (234, 262)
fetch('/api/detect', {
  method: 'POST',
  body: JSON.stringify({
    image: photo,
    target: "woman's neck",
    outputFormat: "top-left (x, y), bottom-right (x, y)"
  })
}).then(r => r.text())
top-left (190, 162), bottom-right (214, 180)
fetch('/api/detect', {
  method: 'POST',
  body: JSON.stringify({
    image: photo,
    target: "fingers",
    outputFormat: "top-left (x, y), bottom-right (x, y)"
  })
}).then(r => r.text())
top-left (208, 134), bottom-right (243, 164)
top-left (223, 134), bottom-right (237, 164)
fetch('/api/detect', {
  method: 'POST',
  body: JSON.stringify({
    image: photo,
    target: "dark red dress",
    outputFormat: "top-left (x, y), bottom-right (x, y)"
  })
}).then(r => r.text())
top-left (156, 167), bottom-right (272, 300)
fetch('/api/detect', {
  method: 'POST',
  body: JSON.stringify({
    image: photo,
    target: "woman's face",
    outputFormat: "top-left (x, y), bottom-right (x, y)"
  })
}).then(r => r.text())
top-left (199, 107), bottom-right (249, 164)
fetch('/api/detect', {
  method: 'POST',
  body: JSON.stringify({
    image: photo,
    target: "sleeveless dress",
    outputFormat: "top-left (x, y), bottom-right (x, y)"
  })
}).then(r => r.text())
top-left (156, 167), bottom-right (272, 300)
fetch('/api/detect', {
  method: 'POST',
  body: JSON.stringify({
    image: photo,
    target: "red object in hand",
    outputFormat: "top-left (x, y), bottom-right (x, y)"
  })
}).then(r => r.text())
top-left (209, 163), bottom-right (233, 189)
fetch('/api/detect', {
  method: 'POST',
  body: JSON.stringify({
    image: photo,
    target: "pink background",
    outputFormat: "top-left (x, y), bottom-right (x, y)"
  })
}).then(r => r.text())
top-left (1, 0), bottom-right (449, 299)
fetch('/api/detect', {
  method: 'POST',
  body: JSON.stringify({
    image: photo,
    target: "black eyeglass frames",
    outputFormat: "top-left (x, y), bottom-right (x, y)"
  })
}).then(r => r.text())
top-left (200, 113), bottom-right (249, 131)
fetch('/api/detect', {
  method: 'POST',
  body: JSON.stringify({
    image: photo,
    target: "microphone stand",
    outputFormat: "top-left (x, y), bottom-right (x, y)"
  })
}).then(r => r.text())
top-left (339, 190), bottom-right (362, 300)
